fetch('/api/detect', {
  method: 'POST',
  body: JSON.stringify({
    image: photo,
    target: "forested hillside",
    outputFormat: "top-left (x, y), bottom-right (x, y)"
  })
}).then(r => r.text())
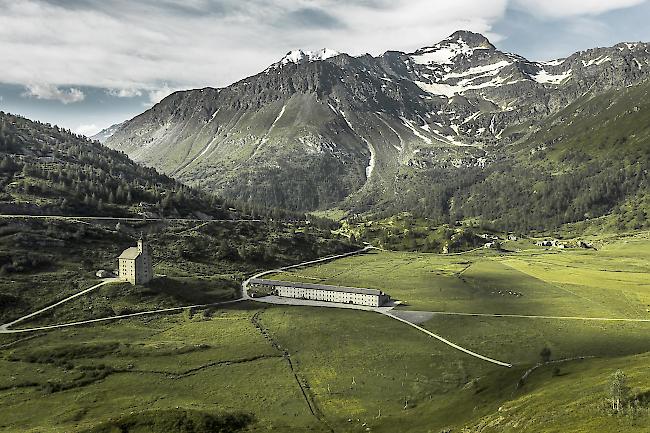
top-left (364, 81), bottom-right (650, 232)
top-left (0, 111), bottom-right (232, 218)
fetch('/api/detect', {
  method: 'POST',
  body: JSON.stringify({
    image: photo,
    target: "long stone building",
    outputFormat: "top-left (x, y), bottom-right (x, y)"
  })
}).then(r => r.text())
top-left (249, 278), bottom-right (390, 307)
top-left (118, 236), bottom-right (153, 285)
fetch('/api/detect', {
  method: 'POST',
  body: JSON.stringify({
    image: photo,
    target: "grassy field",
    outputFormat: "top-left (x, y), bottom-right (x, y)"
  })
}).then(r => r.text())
top-left (1, 233), bottom-right (649, 432)
top-left (267, 233), bottom-right (650, 319)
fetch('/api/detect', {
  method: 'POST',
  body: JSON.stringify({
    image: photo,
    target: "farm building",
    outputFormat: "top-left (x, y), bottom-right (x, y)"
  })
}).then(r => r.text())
top-left (249, 278), bottom-right (390, 307)
top-left (536, 239), bottom-right (566, 248)
top-left (118, 236), bottom-right (153, 285)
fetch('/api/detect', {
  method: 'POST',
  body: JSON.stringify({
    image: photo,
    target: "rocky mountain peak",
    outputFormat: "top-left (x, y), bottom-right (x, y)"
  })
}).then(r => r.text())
top-left (445, 30), bottom-right (495, 50)
top-left (106, 33), bottom-right (650, 214)
top-left (409, 31), bottom-right (496, 67)
top-left (273, 48), bottom-right (341, 68)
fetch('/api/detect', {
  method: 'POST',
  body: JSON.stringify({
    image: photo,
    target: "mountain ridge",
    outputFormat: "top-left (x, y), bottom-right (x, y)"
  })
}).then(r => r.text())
top-left (105, 30), bottom-right (650, 228)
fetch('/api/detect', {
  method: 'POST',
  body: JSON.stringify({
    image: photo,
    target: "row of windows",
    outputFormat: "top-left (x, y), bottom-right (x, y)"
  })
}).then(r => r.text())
top-left (277, 287), bottom-right (379, 305)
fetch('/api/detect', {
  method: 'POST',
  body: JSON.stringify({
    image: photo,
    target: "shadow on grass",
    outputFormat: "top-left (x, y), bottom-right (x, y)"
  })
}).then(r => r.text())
top-left (82, 408), bottom-right (254, 433)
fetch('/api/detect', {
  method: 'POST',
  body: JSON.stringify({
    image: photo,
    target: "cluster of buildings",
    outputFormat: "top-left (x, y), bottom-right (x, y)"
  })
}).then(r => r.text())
top-left (249, 278), bottom-right (390, 307)
top-left (113, 238), bottom-right (392, 309)
top-left (535, 239), bottom-right (566, 248)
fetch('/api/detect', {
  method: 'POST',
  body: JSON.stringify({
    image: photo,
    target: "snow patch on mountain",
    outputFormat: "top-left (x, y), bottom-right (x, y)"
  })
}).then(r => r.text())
top-left (275, 48), bottom-right (340, 67)
top-left (446, 60), bottom-right (511, 79)
top-left (416, 75), bottom-right (509, 97)
top-left (531, 69), bottom-right (572, 84)
top-left (400, 116), bottom-right (432, 145)
top-left (410, 36), bottom-right (489, 66)
top-left (582, 56), bottom-right (611, 67)
top-left (541, 58), bottom-right (566, 66)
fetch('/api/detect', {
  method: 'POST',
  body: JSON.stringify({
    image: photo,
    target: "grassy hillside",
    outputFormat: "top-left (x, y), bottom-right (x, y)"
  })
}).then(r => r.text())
top-left (0, 216), bottom-right (355, 325)
top-left (0, 111), bottom-right (232, 218)
top-left (463, 353), bottom-right (650, 432)
top-left (1, 234), bottom-right (649, 432)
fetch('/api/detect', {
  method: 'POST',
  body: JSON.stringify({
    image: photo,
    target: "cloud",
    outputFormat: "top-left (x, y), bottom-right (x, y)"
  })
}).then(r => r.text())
top-left (278, 7), bottom-right (346, 29)
top-left (74, 123), bottom-right (101, 136)
top-left (0, 0), bottom-right (647, 97)
top-left (511, 0), bottom-right (647, 18)
top-left (147, 84), bottom-right (182, 105)
top-left (0, 0), bottom-right (509, 92)
top-left (22, 83), bottom-right (85, 104)
top-left (107, 88), bottom-right (143, 98)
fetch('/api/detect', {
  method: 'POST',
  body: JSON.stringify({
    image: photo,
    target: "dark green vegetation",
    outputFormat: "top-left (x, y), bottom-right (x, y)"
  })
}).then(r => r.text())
top-left (85, 409), bottom-right (253, 433)
top-left (0, 111), bottom-right (233, 218)
top-left (0, 216), bottom-right (354, 325)
top-left (1, 234), bottom-right (649, 432)
top-left (338, 213), bottom-right (494, 253)
top-left (375, 81), bottom-right (650, 232)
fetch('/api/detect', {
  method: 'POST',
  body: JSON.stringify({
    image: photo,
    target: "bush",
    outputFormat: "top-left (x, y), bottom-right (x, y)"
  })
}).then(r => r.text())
top-left (85, 409), bottom-right (254, 433)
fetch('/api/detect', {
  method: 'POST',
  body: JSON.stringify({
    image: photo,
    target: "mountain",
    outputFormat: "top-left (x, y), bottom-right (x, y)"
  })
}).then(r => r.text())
top-left (91, 122), bottom-right (124, 143)
top-left (0, 111), bottom-right (234, 218)
top-left (105, 31), bottom-right (650, 229)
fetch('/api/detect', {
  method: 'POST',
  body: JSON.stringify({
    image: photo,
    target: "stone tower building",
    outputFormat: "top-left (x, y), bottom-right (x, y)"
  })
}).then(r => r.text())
top-left (118, 235), bottom-right (153, 285)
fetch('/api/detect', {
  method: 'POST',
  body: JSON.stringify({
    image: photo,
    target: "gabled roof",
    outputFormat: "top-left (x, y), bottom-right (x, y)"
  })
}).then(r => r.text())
top-left (249, 278), bottom-right (383, 296)
top-left (118, 247), bottom-right (140, 260)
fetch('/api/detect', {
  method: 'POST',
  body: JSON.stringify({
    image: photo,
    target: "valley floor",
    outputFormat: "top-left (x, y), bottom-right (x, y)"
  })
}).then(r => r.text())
top-left (1, 233), bottom-right (650, 432)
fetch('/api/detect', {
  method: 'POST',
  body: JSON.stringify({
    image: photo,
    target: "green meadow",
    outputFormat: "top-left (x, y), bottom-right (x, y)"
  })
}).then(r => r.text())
top-left (1, 233), bottom-right (649, 432)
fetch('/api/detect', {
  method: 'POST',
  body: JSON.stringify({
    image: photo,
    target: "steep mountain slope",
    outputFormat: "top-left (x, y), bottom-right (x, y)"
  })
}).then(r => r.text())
top-left (381, 80), bottom-right (650, 231)
top-left (0, 111), bottom-right (231, 218)
top-left (91, 122), bottom-right (124, 143)
top-left (106, 31), bottom-right (650, 225)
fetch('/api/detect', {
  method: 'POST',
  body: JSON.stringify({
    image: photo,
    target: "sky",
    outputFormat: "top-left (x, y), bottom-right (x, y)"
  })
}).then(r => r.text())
top-left (1, 0), bottom-right (649, 136)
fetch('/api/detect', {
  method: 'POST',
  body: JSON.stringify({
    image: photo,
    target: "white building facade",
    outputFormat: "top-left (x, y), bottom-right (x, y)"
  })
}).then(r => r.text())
top-left (118, 237), bottom-right (153, 285)
top-left (249, 279), bottom-right (390, 307)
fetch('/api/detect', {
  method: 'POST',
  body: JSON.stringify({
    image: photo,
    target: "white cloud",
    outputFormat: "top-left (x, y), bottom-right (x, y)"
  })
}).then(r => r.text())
top-left (0, 0), bottom-right (646, 96)
top-left (147, 85), bottom-right (181, 105)
top-left (22, 83), bottom-right (85, 104)
top-left (0, 0), bottom-right (510, 92)
top-left (512, 0), bottom-right (647, 18)
top-left (107, 88), bottom-right (143, 98)
top-left (74, 123), bottom-right (101, 136)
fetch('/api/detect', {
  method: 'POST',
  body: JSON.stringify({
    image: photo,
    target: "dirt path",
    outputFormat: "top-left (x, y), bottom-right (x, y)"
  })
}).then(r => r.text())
top-left (411, 310), bottom-right (650, 323)
top-left (0, 278), bottom-right (122, 332)
top-left (382, 312), bottom-right (513, 368)
top-left (0, 299), bottom-right (244, 334)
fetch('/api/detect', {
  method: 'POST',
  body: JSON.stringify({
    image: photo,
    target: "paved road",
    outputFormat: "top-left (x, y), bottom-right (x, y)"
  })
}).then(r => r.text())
top-left (241, 246), bottom-right (376, 300)
top-left (0, 247), bottom-right (517, 369)
top-left (0, 278), bottom-right (122, 332)
top-left (0, 214), bottom-right (262, 223)
top-left (241, 247), bottom-right (514, 368)
top-left (250, 294), bottom-right (398, 314)
top-left (0, 248), bottom-right (375, 334)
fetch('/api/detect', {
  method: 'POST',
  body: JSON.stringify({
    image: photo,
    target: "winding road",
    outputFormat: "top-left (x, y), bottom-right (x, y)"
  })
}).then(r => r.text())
top-left (0, 245), bottom-right (528, 368)
top-left (0, 214), bottom-right (262, 223)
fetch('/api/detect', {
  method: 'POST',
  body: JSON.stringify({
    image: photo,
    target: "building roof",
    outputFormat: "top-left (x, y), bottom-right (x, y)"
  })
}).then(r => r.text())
top-left (249, 278), bottom-right (384, 296)
top-left (118, 247), bottom-right (141, 260)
